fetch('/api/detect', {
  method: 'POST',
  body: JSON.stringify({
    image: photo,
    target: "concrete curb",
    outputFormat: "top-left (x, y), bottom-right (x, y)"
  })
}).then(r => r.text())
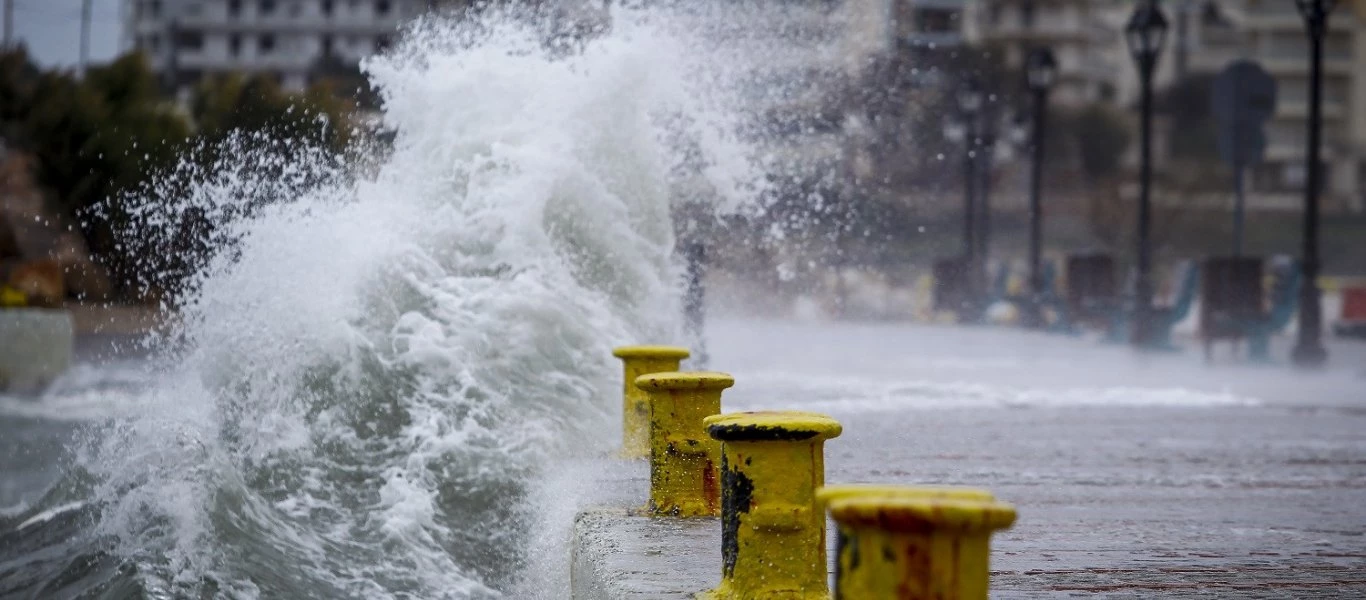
top-left (572, 508), bottom-right (720, 600)
top-left (0, 308), bottom-right (73, 393)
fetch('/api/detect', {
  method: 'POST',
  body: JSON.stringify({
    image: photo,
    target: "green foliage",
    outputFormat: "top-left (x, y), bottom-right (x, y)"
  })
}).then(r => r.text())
top-left (1164, 74), bottom-right (1219, 162)
top-left (311, 54), bottom-right (382, 111)
top-left (1070, 104), bottom-right (1131, 181)
top-left (1, 49), bottom-right (361, 300)
top-left (191, 72), bottom-right (354, 151)
top-left (0, 48), bottom-right (42, 138)
top-left (12, 53), bottom-right (192, 295)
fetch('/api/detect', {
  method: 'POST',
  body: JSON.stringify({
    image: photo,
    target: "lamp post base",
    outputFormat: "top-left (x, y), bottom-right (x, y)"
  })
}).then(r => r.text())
top-left (1020, 297), bottom-right (1045, 329)
top-left (1291, 342), bottom-right (1328, 368)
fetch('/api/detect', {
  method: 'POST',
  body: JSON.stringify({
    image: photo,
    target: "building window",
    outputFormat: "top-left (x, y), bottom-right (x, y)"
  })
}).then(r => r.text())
top-left (148, 0), bottom-right (161, 16)
top-left (260, 0), bottom-right (276, 15)
top-left (229, 34), bottom-right (242, 56)
top-left (1021, 1), bottom-right (1035, 27)
top-left (290, 2), bottom-right (302, 17)
top-left (229, 0), bottom-right (242, 16)
top-left (1263, 161), bottom-right (1329, 193)
top-left (320, 34), bottom-right (334, 57)
top-left (142, 34), bottom-right (161, 52)
top-left (321, 0), bottom-right (334, 17)
top-left (376, 0), bottom-right (391, 16)
top-left (374, 34), bottom-right (392, 52)
top-left (259, 34), bottom-right (277, 53)
top-left (916, 9), bottom-right (957, 34)
top-left (176, 30), bottom-right (205, 51)
top-left (1098, 82), bottom-right (1116, 103)
top-left (178, 69), bottom-right (204, 88)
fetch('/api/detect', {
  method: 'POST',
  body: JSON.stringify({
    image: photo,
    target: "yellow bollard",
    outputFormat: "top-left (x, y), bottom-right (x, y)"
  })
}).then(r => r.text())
top-left (612, 345), bottom-right (691, 458)
top-left (816, 484), bottom-right (995, 508)
top-left (698, 411), bottom-right (842, 600)
top-left (825, 493), bottom-right (1017, 600)
top-left (634, 371), bottom-right (733, 517)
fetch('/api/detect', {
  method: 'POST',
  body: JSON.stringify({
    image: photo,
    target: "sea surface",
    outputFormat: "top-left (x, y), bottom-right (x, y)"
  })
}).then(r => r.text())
top-left (0, 5), bottom-right (773, 597)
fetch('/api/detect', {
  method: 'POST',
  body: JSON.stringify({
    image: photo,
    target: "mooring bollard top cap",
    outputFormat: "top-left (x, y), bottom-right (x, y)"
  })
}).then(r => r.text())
top-left (828, 496), bottom-right (1017, 533)
top-left (816, 484), bottom-right (995, 506)
top-left (612, 345), bottom-right (691, 360)
top-left (634, 371), bottom-right (735, 391)
top-left (704, 411), bottom-right (842, 442)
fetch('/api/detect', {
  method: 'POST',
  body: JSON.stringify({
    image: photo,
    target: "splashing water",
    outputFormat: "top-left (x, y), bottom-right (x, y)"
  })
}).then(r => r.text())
top-left (1, 5), bottom-right (791, 598)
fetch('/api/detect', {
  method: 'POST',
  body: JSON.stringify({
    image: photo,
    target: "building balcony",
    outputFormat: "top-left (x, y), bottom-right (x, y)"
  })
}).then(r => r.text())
top-left (173, 15), bottom-right (406, 35)
top-left (980, 21), bottom-right (1091, 43)
top-left (1243, 11), bottom-right (1354, 32)
top-left (912, 0), bottom-right (964, 9)
top-left (902, 31), bottom-right (963, 48)
top-left (1263, 140), bottom-right (1346, 162)
top-left (1258, 54), bottom-right (1356, 76)
top-left (173, 50), bottom-right (313, 72)
top-left (169, 1), bottom-right (408, 33)
top-left (1187, 49), bottom-right (1246, 75)
top-left (1275, 100), bottom-right (1349, 120)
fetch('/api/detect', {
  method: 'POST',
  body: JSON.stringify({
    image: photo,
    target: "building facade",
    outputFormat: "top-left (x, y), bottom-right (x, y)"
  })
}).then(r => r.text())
top-left (1184, 0), bottom-right (1365, 213)
top-left (956, 0), bottom-right (1365, 214)
top-left (965, 0), bottom-right (1120, 107)
top-left (123, 0), bottom-right (428, 93)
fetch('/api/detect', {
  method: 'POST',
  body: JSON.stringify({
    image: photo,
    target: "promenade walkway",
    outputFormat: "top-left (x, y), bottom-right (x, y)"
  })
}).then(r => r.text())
top-left (571, 319), bottom-right (1366, 598)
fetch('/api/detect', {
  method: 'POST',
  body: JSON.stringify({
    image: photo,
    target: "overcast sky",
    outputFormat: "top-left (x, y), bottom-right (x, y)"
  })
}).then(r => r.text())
top-left (9, 0), bottom-right (122, 68)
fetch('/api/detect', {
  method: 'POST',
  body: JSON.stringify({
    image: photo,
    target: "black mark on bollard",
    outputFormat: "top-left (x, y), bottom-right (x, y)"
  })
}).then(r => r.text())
top-left (835, 530), bottom-right (850, 596)
top-left (708, 423), bottom-right (821, 442)
top-left (719, 452), bottom-right (754, 579)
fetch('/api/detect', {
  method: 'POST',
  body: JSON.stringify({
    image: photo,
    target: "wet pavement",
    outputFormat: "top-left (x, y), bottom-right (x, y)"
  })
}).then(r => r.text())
top-left (834, 405), bottom-right (1366, 597)
top-left (574, 319), bottom-right (1366, 598)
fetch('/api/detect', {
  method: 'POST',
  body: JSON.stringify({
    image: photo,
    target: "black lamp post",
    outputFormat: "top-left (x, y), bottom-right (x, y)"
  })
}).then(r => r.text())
top-left (976, 101), bottom-right (999, 286)
top-left (1125, 0), bottom-right (1168, 348)
top-left (957, 77), bottom-right (985, 267)
top-left (942, 78), bottom-right (986, 318)
top-left (1291, 0), bottom-right (1335, 368)
top-left (1024, 47), bottom-right (1057, 328)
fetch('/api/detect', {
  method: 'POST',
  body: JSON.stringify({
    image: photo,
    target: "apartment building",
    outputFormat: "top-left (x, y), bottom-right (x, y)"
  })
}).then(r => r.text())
top-left (123, 0), bottom-right (428, 94)
top-left (897, 0), bottom-right (966, 49)
top-left (964, 0), bottom-right (1121, 107)
top-left (1184, 0), bottom-right (1365, 212)
top-left (952, 0), bottom-right (1364, 214)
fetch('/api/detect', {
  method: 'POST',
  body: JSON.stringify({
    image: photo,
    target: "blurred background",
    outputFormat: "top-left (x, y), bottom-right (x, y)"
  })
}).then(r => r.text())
top-left (2, 0), bottom-right (1365, 349)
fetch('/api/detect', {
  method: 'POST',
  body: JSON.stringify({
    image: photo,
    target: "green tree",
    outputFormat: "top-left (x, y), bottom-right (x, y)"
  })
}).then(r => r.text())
top-left (190, 72), bottom-right (354, 151)
top-left (1163, 74), bottom-right (1219, 162)
top-left (0, 47), bottom-right (42, 140)
top-left (19, 53), bottom-right (191, 295)
top-left (1069, 104), bottom-right (1130, 182)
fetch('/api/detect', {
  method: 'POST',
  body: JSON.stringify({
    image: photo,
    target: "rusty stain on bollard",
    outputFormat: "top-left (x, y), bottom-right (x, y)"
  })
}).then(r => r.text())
top-left (698, 411), bottom-right (842, 600)
top-left (634, 371), bottom-right (733, 517)
top-left (612, 345), bottom-right (690, 458)
top-left (825, 492), bottom-right (1017, 600)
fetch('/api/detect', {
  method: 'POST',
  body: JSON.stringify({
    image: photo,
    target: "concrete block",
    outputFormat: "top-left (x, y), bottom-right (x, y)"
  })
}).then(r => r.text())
top-left (0, 308), bottom-right (73, 392)
top-left (571, 508), bottom-right (720, 600)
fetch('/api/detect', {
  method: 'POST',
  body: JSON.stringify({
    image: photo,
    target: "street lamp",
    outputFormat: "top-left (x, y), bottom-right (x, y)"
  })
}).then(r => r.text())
top-left (1291, 0), bottom-right (1336, 368)
top-left (956, 77), bottom-right (984, 266)
top-left (1023, 46), bottom-right (1057, 328)
top-left (1125, 0), bottom-right (1168, 348)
